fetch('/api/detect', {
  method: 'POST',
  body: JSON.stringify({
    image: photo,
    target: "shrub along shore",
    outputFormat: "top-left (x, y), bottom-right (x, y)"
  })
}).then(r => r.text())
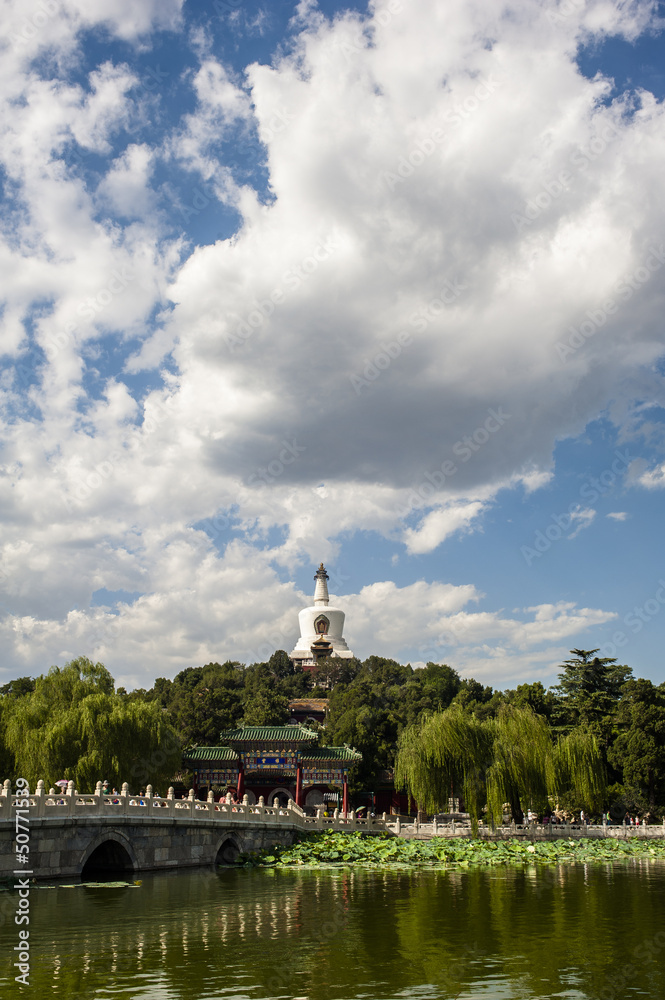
top-left (238, 831), bottom-right (665, 868)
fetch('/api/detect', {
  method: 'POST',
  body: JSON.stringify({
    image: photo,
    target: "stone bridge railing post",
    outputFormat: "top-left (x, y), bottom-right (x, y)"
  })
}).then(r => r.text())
top-left (0, 778), bottom-right (13, 819)
top-left (35, 780), bottom-right (45, 818)
top-left (121, 782), bottom-right (129, 815)
top-left (0, 780), bottom-right (10, 821)
top-left (188, 788), bottom-right (195, 818)
top-left (66, 780), bottom-right (76, 817)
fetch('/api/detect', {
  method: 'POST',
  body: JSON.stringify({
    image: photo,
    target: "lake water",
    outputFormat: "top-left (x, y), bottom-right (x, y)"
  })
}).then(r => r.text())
top-left (1, 860), bottom-right (664, 999)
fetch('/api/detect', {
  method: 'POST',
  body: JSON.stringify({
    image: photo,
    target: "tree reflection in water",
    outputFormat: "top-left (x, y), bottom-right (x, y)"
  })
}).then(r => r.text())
top-left (1, 861), bottom-right (664, 999)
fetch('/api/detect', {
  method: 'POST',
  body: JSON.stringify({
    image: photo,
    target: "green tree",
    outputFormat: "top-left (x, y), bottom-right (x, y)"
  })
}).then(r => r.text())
top-left (328, 659), bottom-right (466, 792)
top-left (311, 656), bottom-right (361, 689)
top-left (396, 703), bottom-right (605, 833)
top-left (0, 676), bottom-right (36, 697)
top-left (2, 657), bottom-right (179, 790)
top-left (267, 649), bottom-right (297, 679)
top-left (157, 661), bottom-right (245, 744)
top-left (242, 687), bottom-right (289, 726)
top-left (452, 678), bottom-right (501, 721)
top-left (242, 662), bottom-right (289, 725)
top-left (551, 648), bottom-right (632, 736)
top-left (0, 695), bottom-right (16, 777)
top-left (507, 681), bottom-right (554, 720)
top-left (608, 679), bottom-right (665, 813)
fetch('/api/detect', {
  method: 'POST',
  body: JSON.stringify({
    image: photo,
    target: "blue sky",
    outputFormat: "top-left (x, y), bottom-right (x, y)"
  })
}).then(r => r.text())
top-left (1, 0), bottom-right (664, 690)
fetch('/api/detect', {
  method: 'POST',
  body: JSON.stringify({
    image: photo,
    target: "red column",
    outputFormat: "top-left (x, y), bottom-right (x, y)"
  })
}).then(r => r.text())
top-left (342, 773), bottom-right (348, 816)
top-left (236, 761), bottom-right (244, 801)
top-left (295, 764), bottom-right (302, 807)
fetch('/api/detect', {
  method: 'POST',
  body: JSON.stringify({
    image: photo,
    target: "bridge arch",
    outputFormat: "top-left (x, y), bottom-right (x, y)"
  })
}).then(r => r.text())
top-left (214, 833), bottom-right (242, 865)
top-left (80, 831), bottom-right (138, 878)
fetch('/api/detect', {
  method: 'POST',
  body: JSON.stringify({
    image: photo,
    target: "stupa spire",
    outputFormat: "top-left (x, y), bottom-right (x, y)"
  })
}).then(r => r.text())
top-left (289, 561), bottom-right (354, 668)
top-left (313, 563), bottom-right (330, 606)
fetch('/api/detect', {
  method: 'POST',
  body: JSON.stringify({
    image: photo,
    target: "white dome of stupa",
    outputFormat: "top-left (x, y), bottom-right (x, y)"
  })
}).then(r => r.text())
top-left (289, 564), bottom-right (354, 668)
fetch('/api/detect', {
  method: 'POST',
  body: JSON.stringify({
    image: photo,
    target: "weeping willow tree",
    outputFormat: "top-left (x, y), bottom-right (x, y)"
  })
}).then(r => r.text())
top-left (2, 657), bottom-right (180, 791)
top-left (396, 703), bottom-right (605, 834)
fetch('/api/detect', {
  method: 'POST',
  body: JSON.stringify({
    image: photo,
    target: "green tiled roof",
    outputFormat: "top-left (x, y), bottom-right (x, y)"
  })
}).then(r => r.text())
top-left (182, 745), bottom-right (237, 762)
top-left (301, 745), bottom-right (362, 762)
top-left (218, 725), bottom-right (318, 742)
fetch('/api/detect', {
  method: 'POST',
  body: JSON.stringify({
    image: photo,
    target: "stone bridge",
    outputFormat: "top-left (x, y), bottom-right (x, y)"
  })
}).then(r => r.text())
top-left (0, 780), bottom-right (387, 879)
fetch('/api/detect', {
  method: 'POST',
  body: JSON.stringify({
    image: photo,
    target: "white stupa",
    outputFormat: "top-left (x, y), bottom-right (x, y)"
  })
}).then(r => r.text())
top-left (289, 563), bottom-right (354, 668)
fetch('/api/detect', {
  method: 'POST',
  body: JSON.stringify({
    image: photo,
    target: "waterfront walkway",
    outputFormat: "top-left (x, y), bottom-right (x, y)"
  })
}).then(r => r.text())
top-left (387, 816), bottom-right (665, 840)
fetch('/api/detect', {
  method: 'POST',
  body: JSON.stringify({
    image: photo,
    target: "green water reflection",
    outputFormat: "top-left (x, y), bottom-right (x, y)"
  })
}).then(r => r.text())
top-left (1, 860), bottom-right (664, 999)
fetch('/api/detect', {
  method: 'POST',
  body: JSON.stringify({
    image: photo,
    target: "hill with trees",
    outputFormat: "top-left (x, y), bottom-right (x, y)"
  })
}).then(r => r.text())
top-left (1, 648), bottom-right (663, 819)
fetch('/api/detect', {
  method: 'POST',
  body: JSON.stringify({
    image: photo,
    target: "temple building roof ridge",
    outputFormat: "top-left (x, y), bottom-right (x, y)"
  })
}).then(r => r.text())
top-left (182, 745), bottom-right (236, 761)
top-left (218, 723), bottom-right (319, 743)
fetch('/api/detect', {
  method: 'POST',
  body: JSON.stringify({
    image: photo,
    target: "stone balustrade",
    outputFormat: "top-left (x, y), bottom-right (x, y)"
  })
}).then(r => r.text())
top-left (387, 817), bottom-right (665, 840)
top-left (0, 779), bottom-right (387, 832)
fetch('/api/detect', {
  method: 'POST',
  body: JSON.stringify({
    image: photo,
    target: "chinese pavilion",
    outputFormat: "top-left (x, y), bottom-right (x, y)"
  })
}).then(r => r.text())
top-left (182, 724), bottom-right (361, 813)
top-left (289, 563), bottom-right (355, 670)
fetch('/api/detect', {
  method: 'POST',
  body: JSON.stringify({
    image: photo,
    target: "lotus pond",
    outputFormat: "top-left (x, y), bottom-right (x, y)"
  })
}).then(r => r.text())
top-left (239, 829), bottom-right (665, 868)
